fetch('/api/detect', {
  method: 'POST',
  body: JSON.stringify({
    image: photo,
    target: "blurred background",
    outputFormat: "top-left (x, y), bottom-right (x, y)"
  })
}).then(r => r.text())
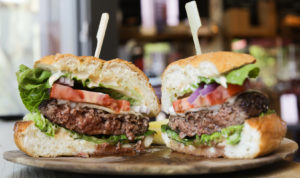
top-left (1, 0), bottom-right (300, 159)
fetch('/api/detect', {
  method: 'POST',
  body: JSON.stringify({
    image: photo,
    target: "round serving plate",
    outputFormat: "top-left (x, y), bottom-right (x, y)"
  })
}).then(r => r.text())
top-left (3, 138), bottom-right (298, 175)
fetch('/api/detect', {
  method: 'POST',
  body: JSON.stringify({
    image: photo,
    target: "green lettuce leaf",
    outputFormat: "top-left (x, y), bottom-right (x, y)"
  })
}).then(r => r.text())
top-left (221, 125), bottom-right (244, 145)
top-left (16, 65), bottom-right (51, 112)
top-left (198, 64), bottom-right (260, 86)
top-left (69, 131), bottom-right (127, 145)
top-left (259, 109), bottom-right (276, 117)
top-left (161, 125), bottom-right (193, 145)
top-left (24, 112), bottom-right (155, 144)
top-left (194, 132), bottom-right (223, 146)
top-left (24, 112), bottom-right (57, 137)
top-left (161, 124), bottom-right (244, 146)
top-left (70, 130), bottom-right (156, 145)
top-left (225, 64), bottom-right (260, 85)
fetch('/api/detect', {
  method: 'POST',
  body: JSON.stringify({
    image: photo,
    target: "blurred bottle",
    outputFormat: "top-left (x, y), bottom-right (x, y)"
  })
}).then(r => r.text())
top-left (140, 0), bottom-right (157, 35)
top-left (154, 0), bottom-right (166, 32)
top-left (276, 44), bottom-right (300, 125)
top-left (140, 0), bottom-right (180, 34)
top-left (143, 43), bottom-right (171, 100)
top-left (143, 43), bottom-right (171, 77)
top-left (166, 0), bottom-right (179, 27)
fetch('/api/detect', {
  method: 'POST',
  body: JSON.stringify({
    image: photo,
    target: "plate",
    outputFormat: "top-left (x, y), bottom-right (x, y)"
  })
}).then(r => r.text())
top-left (3, 138), bottom-right (298, 175)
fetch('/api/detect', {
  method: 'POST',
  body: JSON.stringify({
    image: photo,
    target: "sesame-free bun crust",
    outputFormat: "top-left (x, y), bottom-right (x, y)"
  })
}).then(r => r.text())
top-left (34, 54), bottom-right (160, 117)
top-left (163, 51), bottom-right (256, 76)
top-left (161, 51), bottom-right (256, 113)
top-left (162, 114), bottom-right (286, 159)
top-left (14, 121), bottom-right (153, 157)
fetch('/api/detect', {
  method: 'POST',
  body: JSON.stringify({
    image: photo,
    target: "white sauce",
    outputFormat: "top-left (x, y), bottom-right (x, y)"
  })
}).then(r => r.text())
top-left (48, 71), bottom-right (64, 86)
top-left (214, 76), bottom-right (227, 88)
top-left (169, 106), bottom-right (176, 116)
top-left (130, 106), bottom-right (150, 115)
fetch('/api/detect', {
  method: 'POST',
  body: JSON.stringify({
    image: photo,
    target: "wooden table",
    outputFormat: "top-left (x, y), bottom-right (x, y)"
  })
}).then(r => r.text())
top-left (1, 119), bottom-right (300, 178)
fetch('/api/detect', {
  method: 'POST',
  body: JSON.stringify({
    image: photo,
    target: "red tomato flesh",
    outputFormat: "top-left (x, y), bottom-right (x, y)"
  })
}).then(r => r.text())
top-left (50, 83), bottom-right (130, 113)
top-left (173, 83), bottom-right (247, 113)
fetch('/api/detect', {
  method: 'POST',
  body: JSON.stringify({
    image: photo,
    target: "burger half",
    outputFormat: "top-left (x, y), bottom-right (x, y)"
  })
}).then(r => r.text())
top-left (15, 54), bottom-right (160, 157)
top-left (161, 52), bottom-right (286, 158)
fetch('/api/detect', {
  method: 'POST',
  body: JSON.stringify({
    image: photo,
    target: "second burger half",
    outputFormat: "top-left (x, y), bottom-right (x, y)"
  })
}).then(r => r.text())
top-left (161, 51), bottom-right (286, 158)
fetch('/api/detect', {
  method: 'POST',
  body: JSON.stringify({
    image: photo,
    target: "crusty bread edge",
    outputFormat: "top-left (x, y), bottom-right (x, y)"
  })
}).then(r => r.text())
top-left (246, 114), bottom-right (287, 157)
top-left (14, 121), bottom-right (35, 157)
top-left (162, 114), bottom-right (286, 158)
top-left (34, 53), bottom-right (106, 67)
top-left (162, 51), bottom-right (256, 79)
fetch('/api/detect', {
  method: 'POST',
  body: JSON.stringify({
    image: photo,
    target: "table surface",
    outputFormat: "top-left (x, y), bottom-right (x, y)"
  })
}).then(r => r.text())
top-left (2, 119), bottom-right (300, 178)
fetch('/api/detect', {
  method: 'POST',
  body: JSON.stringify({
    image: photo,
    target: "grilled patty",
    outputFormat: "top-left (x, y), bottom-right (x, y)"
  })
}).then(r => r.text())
top-left (39, 99), bottom-right (149, 140)
top-left (168, 91), bottom-right (269, 138)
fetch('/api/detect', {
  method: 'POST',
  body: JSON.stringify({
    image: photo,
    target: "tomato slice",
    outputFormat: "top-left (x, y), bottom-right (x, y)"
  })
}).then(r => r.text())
top-left (172, 98), bottom-right (193, 114)
top-left (50, 83), bottom-right (130, 112)
top-left (173, 83), bottom-right (247, 113)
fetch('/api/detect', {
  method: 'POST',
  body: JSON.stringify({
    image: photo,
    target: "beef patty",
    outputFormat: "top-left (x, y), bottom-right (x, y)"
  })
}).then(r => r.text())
top-left (39, 99), bottom-right (149, 140)
top-left (168, 91), bottom-right (269, 138)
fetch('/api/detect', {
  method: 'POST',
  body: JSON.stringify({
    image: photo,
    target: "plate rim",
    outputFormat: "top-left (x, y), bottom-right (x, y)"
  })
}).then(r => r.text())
top-left (3, 138), bottom-right (298, 175)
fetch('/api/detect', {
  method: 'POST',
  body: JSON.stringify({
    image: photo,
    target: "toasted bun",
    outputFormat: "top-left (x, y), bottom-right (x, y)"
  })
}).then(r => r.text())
top-left (14, 121), bottom-right (153, 157)
top-left (34, 53), bottom-right (160, 117)
top-left (161, 51), bottom-right (256, 113)
top-left (162, 114), bottom-right (286, 159)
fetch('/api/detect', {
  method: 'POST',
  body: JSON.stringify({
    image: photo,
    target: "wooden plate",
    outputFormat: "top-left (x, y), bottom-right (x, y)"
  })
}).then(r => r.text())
top-left (3, 138), bottom-right (298, 175)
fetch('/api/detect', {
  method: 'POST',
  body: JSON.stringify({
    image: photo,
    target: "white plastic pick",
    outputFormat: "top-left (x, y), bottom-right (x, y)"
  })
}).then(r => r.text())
top-left (185, 1), bottom-right (202, 55)
top-left (94, 13), bottom-right (109, 58)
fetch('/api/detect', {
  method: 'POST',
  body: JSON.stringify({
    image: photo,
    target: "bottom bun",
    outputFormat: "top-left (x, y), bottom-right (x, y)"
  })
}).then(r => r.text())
top-left (14, 121), bottom-right (153, 157)
top-left (162, 114), bottom-right (286, 159)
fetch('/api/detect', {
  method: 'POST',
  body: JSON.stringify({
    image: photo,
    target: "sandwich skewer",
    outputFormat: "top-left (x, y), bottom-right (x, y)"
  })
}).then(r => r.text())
top-left (153, 4), bottom-right (206, 142)
top-left (185, 1), bottom-right (202, 55)
top-left (94, 13), bottom-right (109, 58)
top-left (150, 1), bottom-right (203, 145)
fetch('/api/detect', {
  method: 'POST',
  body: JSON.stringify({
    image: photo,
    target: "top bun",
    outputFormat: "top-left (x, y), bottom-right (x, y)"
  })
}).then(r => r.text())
top-left (161, 51), bottom-right (256, 113)
top-left (34, 53), bottom-right (160, 117)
